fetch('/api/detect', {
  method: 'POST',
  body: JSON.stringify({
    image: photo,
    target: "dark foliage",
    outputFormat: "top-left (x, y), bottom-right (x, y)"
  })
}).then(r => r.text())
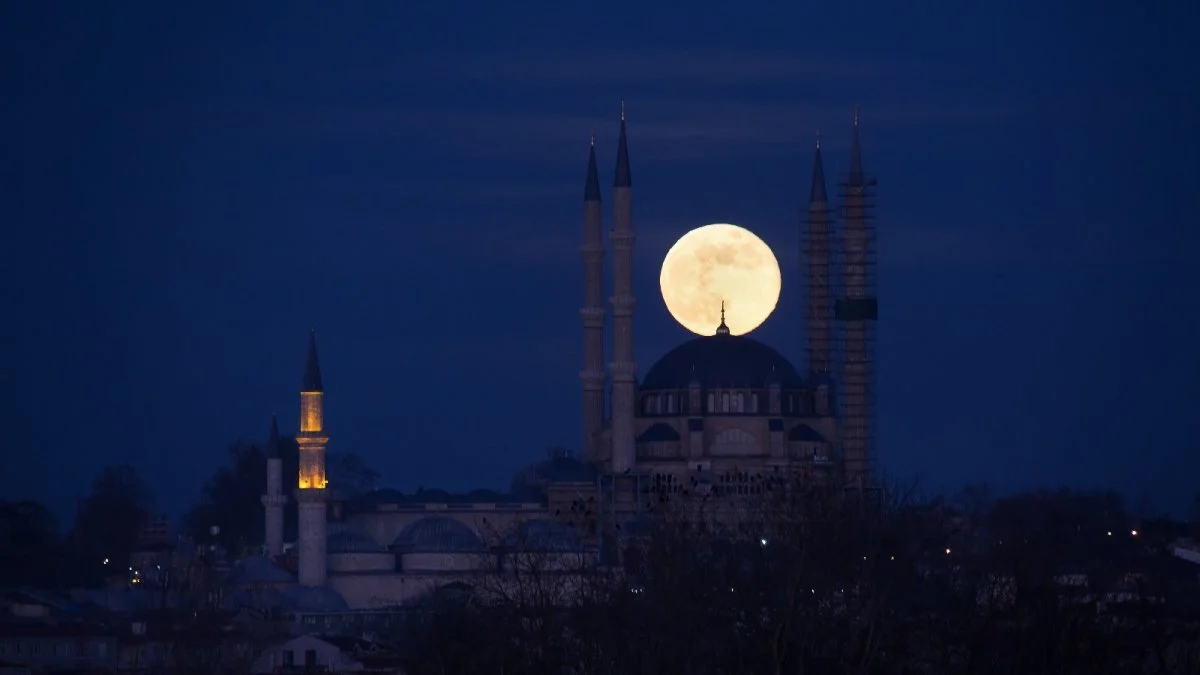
top-left (67, 463), bottom-right (153, 586)
top-left (0, 499), bottom-right (64, 586)
top-left (397, 482), bottom-right (1200, 675)
top-left (182, 437), bottom-right (377, 555)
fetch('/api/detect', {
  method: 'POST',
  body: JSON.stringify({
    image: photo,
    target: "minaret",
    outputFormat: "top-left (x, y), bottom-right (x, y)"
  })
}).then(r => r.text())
top-left (609, 104), bottom-right (637, 473)
top-left (580, 131), bottom-right (606, 463)
top-left (836, 108), bottom-right (878, 483)
top-left (805, 132), bottom-right (832, 376)
top-left (260, 413), bottom-right (286, 557)
top-left (295, 330), bottom-right (329, 587)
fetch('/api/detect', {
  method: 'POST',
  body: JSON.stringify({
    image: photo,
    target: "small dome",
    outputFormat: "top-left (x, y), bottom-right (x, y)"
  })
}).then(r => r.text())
top-left (463, 488), bottom-right (500, 502)
top-left (642, 334), bottom-right (803, 390)
top-left (506, 519), bottom-right (584, 551)
top-left (281, 585), bottom-right (348, 613)
top-left (225, 556), bottom-right (294, 585)
top-left (225, 586), bottom-right (286, 611)
top-left (393, 516), bottom-right (483, 552)
top-left (409, 488), bottom-right (453, 503)
top-left (537, 456), bottom-right (596, 483)
top-left (326, 522), bottom-right (386, 553)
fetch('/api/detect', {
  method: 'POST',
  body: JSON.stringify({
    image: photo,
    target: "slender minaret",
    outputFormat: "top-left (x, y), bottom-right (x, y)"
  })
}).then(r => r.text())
top-left (260, 413), bottom-right (286, 557)
top-left (836, 108), bottom-right (878, 482)
top-left (295, 330), bottom-right (329, 587)
top-left (609, 104), bottom-right (637, 473)
top-left (580, 131), bottom-right (606, 463)
top-left (805, 132), bottom-right (833, 377)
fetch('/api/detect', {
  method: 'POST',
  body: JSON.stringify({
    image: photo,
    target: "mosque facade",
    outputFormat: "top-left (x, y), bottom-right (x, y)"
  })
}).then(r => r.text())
top-left (229, 110), bottom-right (878, 612)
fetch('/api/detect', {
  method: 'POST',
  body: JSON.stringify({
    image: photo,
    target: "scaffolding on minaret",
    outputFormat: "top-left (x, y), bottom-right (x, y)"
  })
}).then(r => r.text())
top-left (832, 108), bottom-right (878, 485)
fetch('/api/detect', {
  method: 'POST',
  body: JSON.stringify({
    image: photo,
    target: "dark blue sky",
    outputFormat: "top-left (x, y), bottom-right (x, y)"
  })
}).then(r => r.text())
top-left (3, 2), bottom-right (1197, 521)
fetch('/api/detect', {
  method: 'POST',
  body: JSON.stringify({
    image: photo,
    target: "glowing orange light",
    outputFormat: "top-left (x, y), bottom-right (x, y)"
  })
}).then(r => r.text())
top-left (300, 392), bottom-right (323, 433)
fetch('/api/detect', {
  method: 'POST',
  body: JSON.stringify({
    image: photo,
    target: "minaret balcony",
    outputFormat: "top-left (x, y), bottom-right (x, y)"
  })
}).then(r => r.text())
top-left (608, 295), bottom-right (636, 313)
top-left (579, 307), bottom-right (605, 326)
top-left (609, 231), bottom-right (637, 247)
top-left (608, 362), bottom-right (638, 379)
top-left (295, 487), bottom-right (328, 502)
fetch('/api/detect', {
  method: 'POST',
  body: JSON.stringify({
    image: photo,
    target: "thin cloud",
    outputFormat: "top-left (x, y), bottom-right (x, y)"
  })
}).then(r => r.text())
top-left (404, 49), bottom-right (916, 86)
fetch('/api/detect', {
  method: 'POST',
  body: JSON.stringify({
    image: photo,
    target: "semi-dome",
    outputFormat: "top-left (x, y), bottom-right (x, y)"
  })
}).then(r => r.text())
top-left (641, 333), bottom-right (804, 390)
top-left (505, 519), bottom-right (584, 551)
top-left (327, 522), bottom-right (386, 553)
top-left (393, 516), bottom-right (483, 552)
top-left (281, 585), bottom-right (349, 613)
top-left (225, 555), bottom-right (294, 586)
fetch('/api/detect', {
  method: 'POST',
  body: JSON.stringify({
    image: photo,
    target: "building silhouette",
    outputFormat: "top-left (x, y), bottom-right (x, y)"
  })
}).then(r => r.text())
top-left (237, 108), bottom-right (880, 611)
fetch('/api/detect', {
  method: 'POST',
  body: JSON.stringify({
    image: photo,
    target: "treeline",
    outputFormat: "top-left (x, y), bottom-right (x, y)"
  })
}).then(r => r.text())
top-left (398, 481), bottom-right (1200, 675)
top-left (0, 437), bottom-right (378, 588)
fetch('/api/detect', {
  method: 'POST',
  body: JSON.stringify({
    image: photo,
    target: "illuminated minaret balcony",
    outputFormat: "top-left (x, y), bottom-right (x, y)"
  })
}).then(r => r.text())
top-left (297, 330), bottom-right (329, 491)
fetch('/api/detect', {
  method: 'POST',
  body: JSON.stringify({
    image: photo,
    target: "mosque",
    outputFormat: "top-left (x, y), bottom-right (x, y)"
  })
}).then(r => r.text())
top-left (226, 109), bottom-right (879, 612)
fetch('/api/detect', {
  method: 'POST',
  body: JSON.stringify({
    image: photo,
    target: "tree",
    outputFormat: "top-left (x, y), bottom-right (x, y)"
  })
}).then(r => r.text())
top-left (68, 464), bottom-right (153, 586)
top-left (183, 440), bottom-right (288, 556)
top-left (0, 500), bottom-right (64, 587)
top-left (183, 438), bottom-right (380, 555)
top-left (327, 451), bottom-right (380, 499)
top-left (397, 479), bottom-right (1197, 675)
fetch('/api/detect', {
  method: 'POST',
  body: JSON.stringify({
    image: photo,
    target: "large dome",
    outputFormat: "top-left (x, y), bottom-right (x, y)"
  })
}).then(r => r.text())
top-left (393, 516), bottom-right (484, 552)
top-left (641, 333), bottom-right (804, 390)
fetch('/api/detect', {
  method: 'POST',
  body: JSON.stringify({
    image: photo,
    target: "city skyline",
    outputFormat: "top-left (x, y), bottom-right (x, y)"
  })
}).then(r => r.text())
top-left (3, 1), bottom-right (1197, 521)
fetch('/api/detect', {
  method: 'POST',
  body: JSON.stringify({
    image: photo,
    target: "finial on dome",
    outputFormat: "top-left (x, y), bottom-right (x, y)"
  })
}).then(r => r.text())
top-left (854, 105), bottom-right (859, 127)
top-left (589, 128), bottom-right (595, 146)
top-left (815, 130), bottom-right (821, 149)
top-left (620, 101), bottom-right (625, 121)
top-left (716, 300), bottom-right (730, 336)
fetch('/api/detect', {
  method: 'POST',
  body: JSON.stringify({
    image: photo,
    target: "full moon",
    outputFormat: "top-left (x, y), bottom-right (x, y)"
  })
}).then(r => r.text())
top-left (659, 223), bottom-right (781, 336)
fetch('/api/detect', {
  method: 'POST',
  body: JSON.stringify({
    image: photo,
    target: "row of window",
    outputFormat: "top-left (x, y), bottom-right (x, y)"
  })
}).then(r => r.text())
top-left (0, 639), bottom-right (110, 658)
top-left (641, 391), bottom-right (826, 416)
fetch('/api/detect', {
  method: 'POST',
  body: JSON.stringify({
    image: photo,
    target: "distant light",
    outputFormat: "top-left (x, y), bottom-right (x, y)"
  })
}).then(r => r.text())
top-left (889, 556), bottom-right (895, 561)
top-left (862, 556), bottom-right (867, 560)
top-left (1131, 530), bottom-right (1138, 536)
top-left (103, 558), bottom-right (109, 565)
top-left (1107, 531), bottom-right (1113, 536)
top-left (759, 538), bottom-right (768, 547)
top-left (945, 548), bottom-right (951, 555)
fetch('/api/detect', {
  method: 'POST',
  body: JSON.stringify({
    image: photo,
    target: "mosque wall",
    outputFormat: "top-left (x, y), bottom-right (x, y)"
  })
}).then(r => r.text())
top-left (350, 508), bottom-right (547, 548)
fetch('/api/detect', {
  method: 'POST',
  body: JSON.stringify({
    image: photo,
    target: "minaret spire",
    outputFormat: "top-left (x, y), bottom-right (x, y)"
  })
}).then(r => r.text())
top-left (716, 301), bottom-right (730, 336)
top-left (614, 105), bottom-right (632, 188)
top-left (804, 128), bottom-right (833, 378)
top-left (609, 105), bottom-right (637, 472)
top-left (267, 413), bottom-right (280, 458)
top-left (261, 413), bottom-right (286, 556)
top-left (296, 332), bottom-right (329, 587)
top-left (810, 132), bottom-right (828, 204)
top-left (584, 132), bottom-right (601, 203)
top-left (836, 107), bottom-right (878, 485)
top-left (303, 329), bottom-right (323, 392)
top-left (848, 105), bottom-right (864, 187)
top-left (580, 132), bottom-right (606, 461)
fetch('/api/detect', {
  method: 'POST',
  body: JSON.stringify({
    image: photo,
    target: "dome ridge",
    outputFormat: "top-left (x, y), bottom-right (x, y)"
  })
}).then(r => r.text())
top-left (641, 334), bottom-right (803, 390)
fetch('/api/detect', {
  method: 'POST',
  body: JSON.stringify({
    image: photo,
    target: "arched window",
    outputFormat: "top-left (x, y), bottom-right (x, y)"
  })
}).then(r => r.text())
top-left (666, 393), bottom-right (677, 414)
top-left (707, 393), bottom-right (715, 412)
top-left (721, 393), bottom-right (730, 412)
top-left (750, 393), bottom-right (759, 414)
top-left (734, 393), bottom-right (744, 413)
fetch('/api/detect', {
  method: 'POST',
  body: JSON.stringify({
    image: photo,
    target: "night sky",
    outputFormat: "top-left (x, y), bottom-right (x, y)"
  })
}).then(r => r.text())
top-left (3, 2), bottom-right (1197, 522)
